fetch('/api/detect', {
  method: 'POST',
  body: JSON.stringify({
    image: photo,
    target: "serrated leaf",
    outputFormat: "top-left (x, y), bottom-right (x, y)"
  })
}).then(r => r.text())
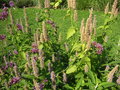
top-left (67, 26), bottom-right (76, 39)
top-left (66, 65), bottom-right (77, 74)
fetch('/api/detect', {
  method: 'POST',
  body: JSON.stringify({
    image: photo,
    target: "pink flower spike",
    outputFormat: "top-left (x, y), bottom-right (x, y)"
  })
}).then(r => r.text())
top-left (9, 1), bottom-right (15, 7)
top-left (13, 50), bottom-right (18, 55)
top-left (16, 24), bottom-right (22, 30)
top-left (96, 50), bottom-right (102, 54)
top-left (92, 41), bottom-right (97, 46)
top-left (95, 43), bottom-right (103, 49)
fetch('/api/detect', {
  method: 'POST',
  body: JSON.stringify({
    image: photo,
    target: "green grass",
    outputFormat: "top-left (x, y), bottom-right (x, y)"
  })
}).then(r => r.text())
top-left (0, 8), bottom-right (119, 33)
top-left (0, 8), bottom-right (104, 35)
top-left (0, 8), bottom-right (120, 41)
top-left (0, 8), bottom-right (120, 57)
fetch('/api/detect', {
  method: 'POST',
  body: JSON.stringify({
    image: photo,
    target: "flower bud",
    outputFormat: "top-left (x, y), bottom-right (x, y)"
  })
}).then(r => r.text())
top-left (52, 54), bottom-right (56, 62)
top-left (63, 72), bottom-right (67, 83)
top-left (48, 62), bottom-right (52, 73)
top-left (51, 71), bottom-right (56, 83)
top-left (32, 58), bottom-right (39, 77)
top-left (116, 76), bottom-right (120, 85)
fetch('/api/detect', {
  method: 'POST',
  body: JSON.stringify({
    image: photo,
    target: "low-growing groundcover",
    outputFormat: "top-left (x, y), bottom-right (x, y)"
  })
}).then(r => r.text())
top-left (0, 1), bottom-right (120, 90)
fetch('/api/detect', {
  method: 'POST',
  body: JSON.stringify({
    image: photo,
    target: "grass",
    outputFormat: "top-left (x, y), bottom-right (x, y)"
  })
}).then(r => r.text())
top-left (0, 8), bottom-right (105, 35)
top-left (0, 8), bottom-right (120, 60)
top-left (0, 8), bottom-right (120, 40)
top-left (0, 8), bottom-right (119, 33)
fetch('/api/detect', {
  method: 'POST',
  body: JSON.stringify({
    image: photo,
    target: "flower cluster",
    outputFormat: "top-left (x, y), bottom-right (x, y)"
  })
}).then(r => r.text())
top-left (0, 34), bottom-right (6, 40)
top-left (33, 79), bottom-right (48, 90)
top-left (1, 62), bottom-right (15, 71)
top-left (116, 76), bottom-right (120, 85)
top-left (32, 43), bottom-right (38, 48)
top-left (3, 7), bottom-right (8, 11)
top-left (9, 1), bottom-right (15, 7)
top-left (13, 50), bottom-right (18, 55)
top-left (92, 41), bottom-right (104, 54)
top-left (33, 56), bottom-right (38, 61)
top-left (16, 24), bottom-right (22, 30)
top-left (31, 48), bottom-right (39, 53)
top-left (0, 5), bottom-right (8, 20)
top-left (31, 43), bottom-right (39, 53)
top-left (46, 20), bottom-right (57, 28)
top-left (9, 77), bottom-right (20, 86)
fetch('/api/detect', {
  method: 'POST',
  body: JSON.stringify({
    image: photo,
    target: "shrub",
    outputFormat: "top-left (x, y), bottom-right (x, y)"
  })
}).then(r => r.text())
top-left (16, 0), bottom-right (35, 8)
top-left (76, 0), bottom-right (120, 10)
top-left (0, 0), bottom-right (10, 8)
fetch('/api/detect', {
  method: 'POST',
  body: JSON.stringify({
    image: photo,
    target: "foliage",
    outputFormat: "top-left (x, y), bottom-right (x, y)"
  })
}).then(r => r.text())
top-left (76, 0), bottom-right (120, 10)
top-left (16, 0), bottom-right (35, 8)
top-left (0, 2), bottom-right (120, 89)
top-left (0, 0), bottom-right (10, 8)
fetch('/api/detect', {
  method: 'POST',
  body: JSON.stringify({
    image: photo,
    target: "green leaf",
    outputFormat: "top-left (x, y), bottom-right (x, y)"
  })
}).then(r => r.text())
top-left (56, 78), bottom-right (62, 84)
top-left (58, 0), bottom-right (62, 2)
top-left (50, 2), bottom-right (55, 5)
top-left (21, 52), bottom-right (26, 59)
top-left (81, 44), bottom-right (86, 51)
top-left (67, 9), bottom-right (70, 14)
top-left (108, 60), bottom-right (120, 65)
top-left (98, 82), bottom-right (116, 88)
top-left (19, 80), bottom-right (26, 85)
top-left (75, 72), bottom-right (83, 79)
top-left (78, 53), bottom-right (84, 58)
top-left (38, 44), bottom-right (43, 49)
top-left (97, 26), bottom-right (104, 30)
top-left (66, 65), bottom-right (77, 74)
top-left (67, 26), bottom-right (76, 39)
top-left (88, 79), bottom-right (95, 90)
top-left (63, 84), bottom-right (74, 90)
top-left (69, 56), bottom-right (76, 65)
top-left (22, 74), bottom-right (34, 80)
top-left (105, 25), bottom-right (109, 30)
top-left (75, 74), bottom-right (84, 90)
top-left (18, 88), bottom-right (24, 90)
top-left (71, 42), bottom-right (81, 52)
top-left (104, 18), bottom-right (113, 25)
top-left (55, 2), bottom-right (60, 8)
top-left (97, 87), bottom-right (103, 90)
top-left (84, 57), bottom-right (90, 62)
top-left (86, 71), bottom-right (96, 84)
